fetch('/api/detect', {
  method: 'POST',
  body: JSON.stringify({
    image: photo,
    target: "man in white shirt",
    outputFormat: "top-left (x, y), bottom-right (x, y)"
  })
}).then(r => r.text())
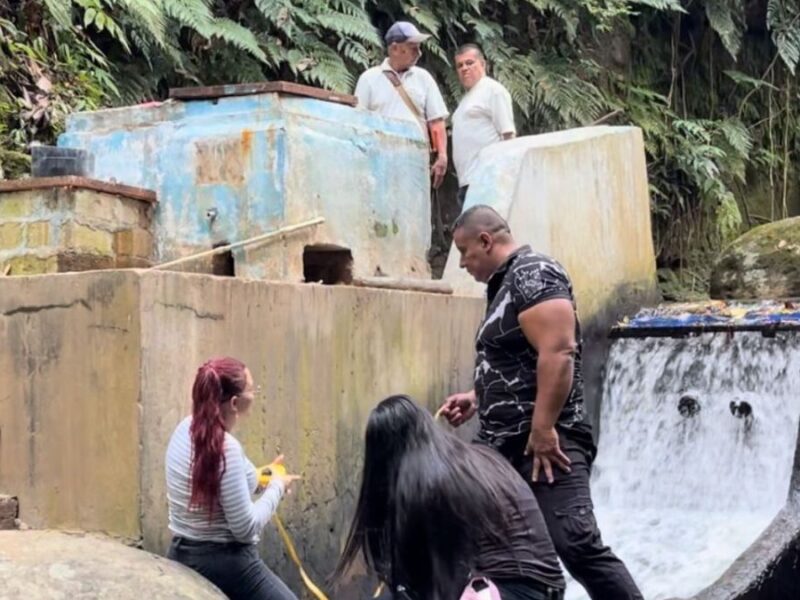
top-left (452, 44), bottom-right (516, 203)
top-left (354, 21), bottom-right (449, 188)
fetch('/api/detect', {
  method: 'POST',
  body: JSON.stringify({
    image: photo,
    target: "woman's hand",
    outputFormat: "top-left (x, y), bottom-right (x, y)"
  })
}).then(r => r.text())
top-left (266, 454), bottom-right (302, 492)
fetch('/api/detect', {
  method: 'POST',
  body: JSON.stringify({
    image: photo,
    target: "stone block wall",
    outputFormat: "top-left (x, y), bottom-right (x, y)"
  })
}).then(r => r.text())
top-left (0, 177), bottom-right (156, 275)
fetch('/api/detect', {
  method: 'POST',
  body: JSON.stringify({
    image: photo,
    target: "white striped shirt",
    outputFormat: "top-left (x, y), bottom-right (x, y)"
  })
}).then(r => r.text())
top-left (165, 417), bottom-right (285, 544)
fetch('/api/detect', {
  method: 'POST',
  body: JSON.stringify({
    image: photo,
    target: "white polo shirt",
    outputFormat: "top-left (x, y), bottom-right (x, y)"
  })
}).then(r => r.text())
top-left (355, 59), bottom-right (449, 132)
top-left (452, 76), bottom-right (516, 186)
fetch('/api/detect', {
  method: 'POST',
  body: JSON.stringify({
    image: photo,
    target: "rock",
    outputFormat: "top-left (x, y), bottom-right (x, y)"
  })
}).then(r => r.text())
top-left (710, 217), bottom-right (800, 299)
top-left (0, 495), bottom-right (18, 530)
top-left (0, 530), bottom-right (225, 599)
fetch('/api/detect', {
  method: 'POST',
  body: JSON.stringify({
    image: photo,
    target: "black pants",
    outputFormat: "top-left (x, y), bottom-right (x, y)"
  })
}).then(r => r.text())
top-left (457, 185), bottom-right (469, 206)
top-left (502, 428), bottom-right (643, 600)
top-left (167, 536), bottom-right (297, 600)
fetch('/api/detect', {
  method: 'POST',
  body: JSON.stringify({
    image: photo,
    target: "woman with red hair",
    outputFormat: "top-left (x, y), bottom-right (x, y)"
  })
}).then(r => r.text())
top-left (165, 357), bottom-right (300, 599)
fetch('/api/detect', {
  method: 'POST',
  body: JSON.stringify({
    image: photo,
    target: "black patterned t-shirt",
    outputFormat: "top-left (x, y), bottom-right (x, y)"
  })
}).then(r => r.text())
top-left (474, 245), bottom-right (585, 449)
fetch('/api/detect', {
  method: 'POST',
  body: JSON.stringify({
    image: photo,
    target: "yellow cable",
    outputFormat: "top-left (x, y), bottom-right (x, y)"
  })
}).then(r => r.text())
top-left (267, 406), bottom-right (447, 600)
top-left (274, 513), bottom-right (330, 600)
top-left (260, 462), bottom-right (329, 600)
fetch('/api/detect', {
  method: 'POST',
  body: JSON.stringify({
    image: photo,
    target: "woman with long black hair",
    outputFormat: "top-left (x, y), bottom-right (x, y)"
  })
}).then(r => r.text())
top-left (165, 357), bottom-right (300, 600)
top-left (333, 395), bottom-right (566, 600)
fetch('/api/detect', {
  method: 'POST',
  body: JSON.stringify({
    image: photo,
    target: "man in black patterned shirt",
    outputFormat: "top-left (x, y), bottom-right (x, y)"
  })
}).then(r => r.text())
top-left (440, 205), bottom-right (642, 599)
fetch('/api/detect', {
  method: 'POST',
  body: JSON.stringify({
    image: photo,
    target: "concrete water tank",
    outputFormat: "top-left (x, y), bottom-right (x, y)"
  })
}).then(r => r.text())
top-left (57, 82), bottom-right (432, 281)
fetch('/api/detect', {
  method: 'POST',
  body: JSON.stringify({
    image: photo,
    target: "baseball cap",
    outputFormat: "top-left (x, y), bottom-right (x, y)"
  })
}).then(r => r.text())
top-left (385, 21), bottom-right (431, 45)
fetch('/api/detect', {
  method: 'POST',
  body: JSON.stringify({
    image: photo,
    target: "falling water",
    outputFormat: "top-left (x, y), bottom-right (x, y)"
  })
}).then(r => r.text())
top-left (565, 332), bottom-right (800, 600)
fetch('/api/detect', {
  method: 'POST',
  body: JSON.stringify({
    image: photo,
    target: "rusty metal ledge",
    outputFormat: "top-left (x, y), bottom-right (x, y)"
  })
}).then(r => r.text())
top-left (168, 80), bottom-right (358, 106)
top-left (609, 323), bottom-right (800, 339)
top-left (0, 177), bottom-right (157, 204)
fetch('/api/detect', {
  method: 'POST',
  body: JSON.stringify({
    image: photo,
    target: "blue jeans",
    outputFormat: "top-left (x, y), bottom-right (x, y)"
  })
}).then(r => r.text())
top-left (168, 536), bottom-right (297, 600)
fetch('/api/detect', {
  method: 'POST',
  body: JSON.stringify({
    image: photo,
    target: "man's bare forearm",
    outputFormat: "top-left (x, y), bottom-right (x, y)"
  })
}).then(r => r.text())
top-left (532, 349), bottom-right (574, 430)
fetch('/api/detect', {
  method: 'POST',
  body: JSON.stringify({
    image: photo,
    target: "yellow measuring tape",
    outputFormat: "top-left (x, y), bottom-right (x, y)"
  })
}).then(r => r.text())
top-left (259, 462), bottom-right (330, 600)
top-left (260, 407), bottom-right (449, 600)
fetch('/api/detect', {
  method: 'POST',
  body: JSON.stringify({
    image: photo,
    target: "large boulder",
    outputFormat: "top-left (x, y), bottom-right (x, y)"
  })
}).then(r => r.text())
top-left (0, 530), bottom-right (224, 599)
top-left (710, 217), bottom-right (800, 299)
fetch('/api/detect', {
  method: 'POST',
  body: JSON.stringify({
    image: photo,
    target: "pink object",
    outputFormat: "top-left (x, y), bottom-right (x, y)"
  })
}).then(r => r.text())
top-left (459, 577), bottom-right (502, 600)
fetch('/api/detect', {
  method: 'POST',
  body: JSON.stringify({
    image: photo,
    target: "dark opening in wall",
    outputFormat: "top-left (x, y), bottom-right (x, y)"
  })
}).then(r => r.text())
top-left (303, 245), bottom-right (353, 285)
top-left (212, 242), bottom-right (235, 276)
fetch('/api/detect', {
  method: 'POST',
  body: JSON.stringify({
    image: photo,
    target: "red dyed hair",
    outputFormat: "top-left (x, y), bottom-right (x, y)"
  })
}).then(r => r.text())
top-left (189, 357), bottom-right (248, 517)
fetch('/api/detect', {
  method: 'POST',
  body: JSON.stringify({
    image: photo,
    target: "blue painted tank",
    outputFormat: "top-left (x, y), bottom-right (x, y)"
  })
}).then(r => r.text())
top-left (58, 86), bottom-right (432, 280)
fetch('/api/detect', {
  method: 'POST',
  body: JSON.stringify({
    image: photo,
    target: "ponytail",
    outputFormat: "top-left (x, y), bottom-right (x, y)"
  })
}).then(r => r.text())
top-left (189, 357), bottom-right (247, 517)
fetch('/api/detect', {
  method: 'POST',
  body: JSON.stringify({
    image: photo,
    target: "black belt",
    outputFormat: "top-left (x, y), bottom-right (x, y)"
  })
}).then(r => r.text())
top-left (172, 535), bottom-right (248, 549)
top-left (493, 577), bottom-right (565, 600)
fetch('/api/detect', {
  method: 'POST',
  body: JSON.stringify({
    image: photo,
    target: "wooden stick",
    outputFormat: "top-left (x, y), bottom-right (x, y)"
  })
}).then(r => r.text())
top-left (352, 276), bottom-right (453, 295)
top-left (149, 217), bottom-right (325, 271)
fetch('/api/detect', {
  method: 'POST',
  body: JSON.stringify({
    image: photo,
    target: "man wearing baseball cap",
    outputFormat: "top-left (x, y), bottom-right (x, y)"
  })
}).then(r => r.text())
top-left (354, 21), bottom-right (449, 188)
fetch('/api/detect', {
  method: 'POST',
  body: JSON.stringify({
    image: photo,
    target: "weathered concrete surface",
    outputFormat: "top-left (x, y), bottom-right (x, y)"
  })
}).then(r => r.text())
top-left (137, 271), bottom-right (482, 592)
top-left (0, 271), bottom-right (141, 539)
top-left (0, 182), bottom-right (155, 275)
top-left (442, 126), bottom-right (659, 428)
top-left (58, 93), bottom-right (431, 281)
top-left (0, 530), bottom-right (223, 599)
top-left (710, 216), bottom-right (800, 300)
top-left (0, 270), bottom-right (483, 594)
top-left (441, 126), bottom-right (656, 308)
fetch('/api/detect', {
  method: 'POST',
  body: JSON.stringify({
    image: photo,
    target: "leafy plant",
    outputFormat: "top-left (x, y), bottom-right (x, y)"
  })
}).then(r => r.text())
top-left (2, 0), bottom-right (800, 300)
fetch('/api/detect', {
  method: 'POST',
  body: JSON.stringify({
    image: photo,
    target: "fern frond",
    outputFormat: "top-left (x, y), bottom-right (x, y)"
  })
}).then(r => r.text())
top-left (161, 0), bottom-right (213, 36)
top-left (705, 0), bottom-right (744, 59)
top-left (398, 2), bottom-right (442, 37)
top-left (337, 38), bottom-right (370, 66)
top-left (208, 19), bottom-right (268, 63)
top-left (328, 0), bottom-right (370, 18)
top-left (767, 0), bottom-right (800, 72)
top-left (43, 0), bottom-right (73, 30)
top-left (716, 118), bottom-right (752, 158)
top-left (110, 0), bottom-right (169, 47)
top-left (674, 119), bottom-right (712, 143)
top-left (287, 38), bottom-right (352, 91)
top-left (723, 69), bottom-right (779, 90)
top-left (630, 0), bottom-right (687, 13)
top-left (316, 12), bottom-right (381, 46)
top-left (254, 0), bottom-right (297, 35)
top-left (524, 0), bottom-right (580, 41)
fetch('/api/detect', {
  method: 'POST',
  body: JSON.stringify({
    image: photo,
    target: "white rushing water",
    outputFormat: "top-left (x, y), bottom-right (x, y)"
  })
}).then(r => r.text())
top-left (565, 332), bottom-right (800, 600)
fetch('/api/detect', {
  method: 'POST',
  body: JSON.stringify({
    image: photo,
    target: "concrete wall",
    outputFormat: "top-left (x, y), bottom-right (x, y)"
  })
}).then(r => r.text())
top-left (58, 94), bottom-right (432, 281)
top-left (442, 126), bottom-right (659, 428)
top-left (0, 271), bottom-right (142, 539)
top-left (0, 180), bottom-right (155, 275)
top-left (0, 270), bottom-right (482, 593)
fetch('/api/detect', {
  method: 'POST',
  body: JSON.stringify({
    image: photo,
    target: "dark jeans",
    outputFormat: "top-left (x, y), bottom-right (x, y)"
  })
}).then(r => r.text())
top-left (502, 428), bottom-right (643, 600)
top-left (167, 536), bottom-right (297, 600)
top-left (457, 185), bottom-right (469, 206)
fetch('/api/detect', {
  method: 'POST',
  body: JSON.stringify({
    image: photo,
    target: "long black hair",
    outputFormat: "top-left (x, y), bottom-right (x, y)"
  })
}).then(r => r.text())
top-left (333, 395), bottom-right (523, 599)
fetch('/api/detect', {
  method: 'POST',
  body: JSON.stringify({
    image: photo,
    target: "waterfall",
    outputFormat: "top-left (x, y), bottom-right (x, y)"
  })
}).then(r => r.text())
top-left (565, 332), bottom-right (800, 599)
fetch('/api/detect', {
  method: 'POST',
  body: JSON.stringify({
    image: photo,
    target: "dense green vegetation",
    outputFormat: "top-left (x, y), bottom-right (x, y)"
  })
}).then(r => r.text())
top-left (2, 1), bottom-right (799, 296)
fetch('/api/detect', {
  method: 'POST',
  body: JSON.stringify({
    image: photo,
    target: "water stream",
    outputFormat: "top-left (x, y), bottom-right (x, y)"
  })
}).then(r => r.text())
top-left (565, 332), bottom-right (800, 599)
